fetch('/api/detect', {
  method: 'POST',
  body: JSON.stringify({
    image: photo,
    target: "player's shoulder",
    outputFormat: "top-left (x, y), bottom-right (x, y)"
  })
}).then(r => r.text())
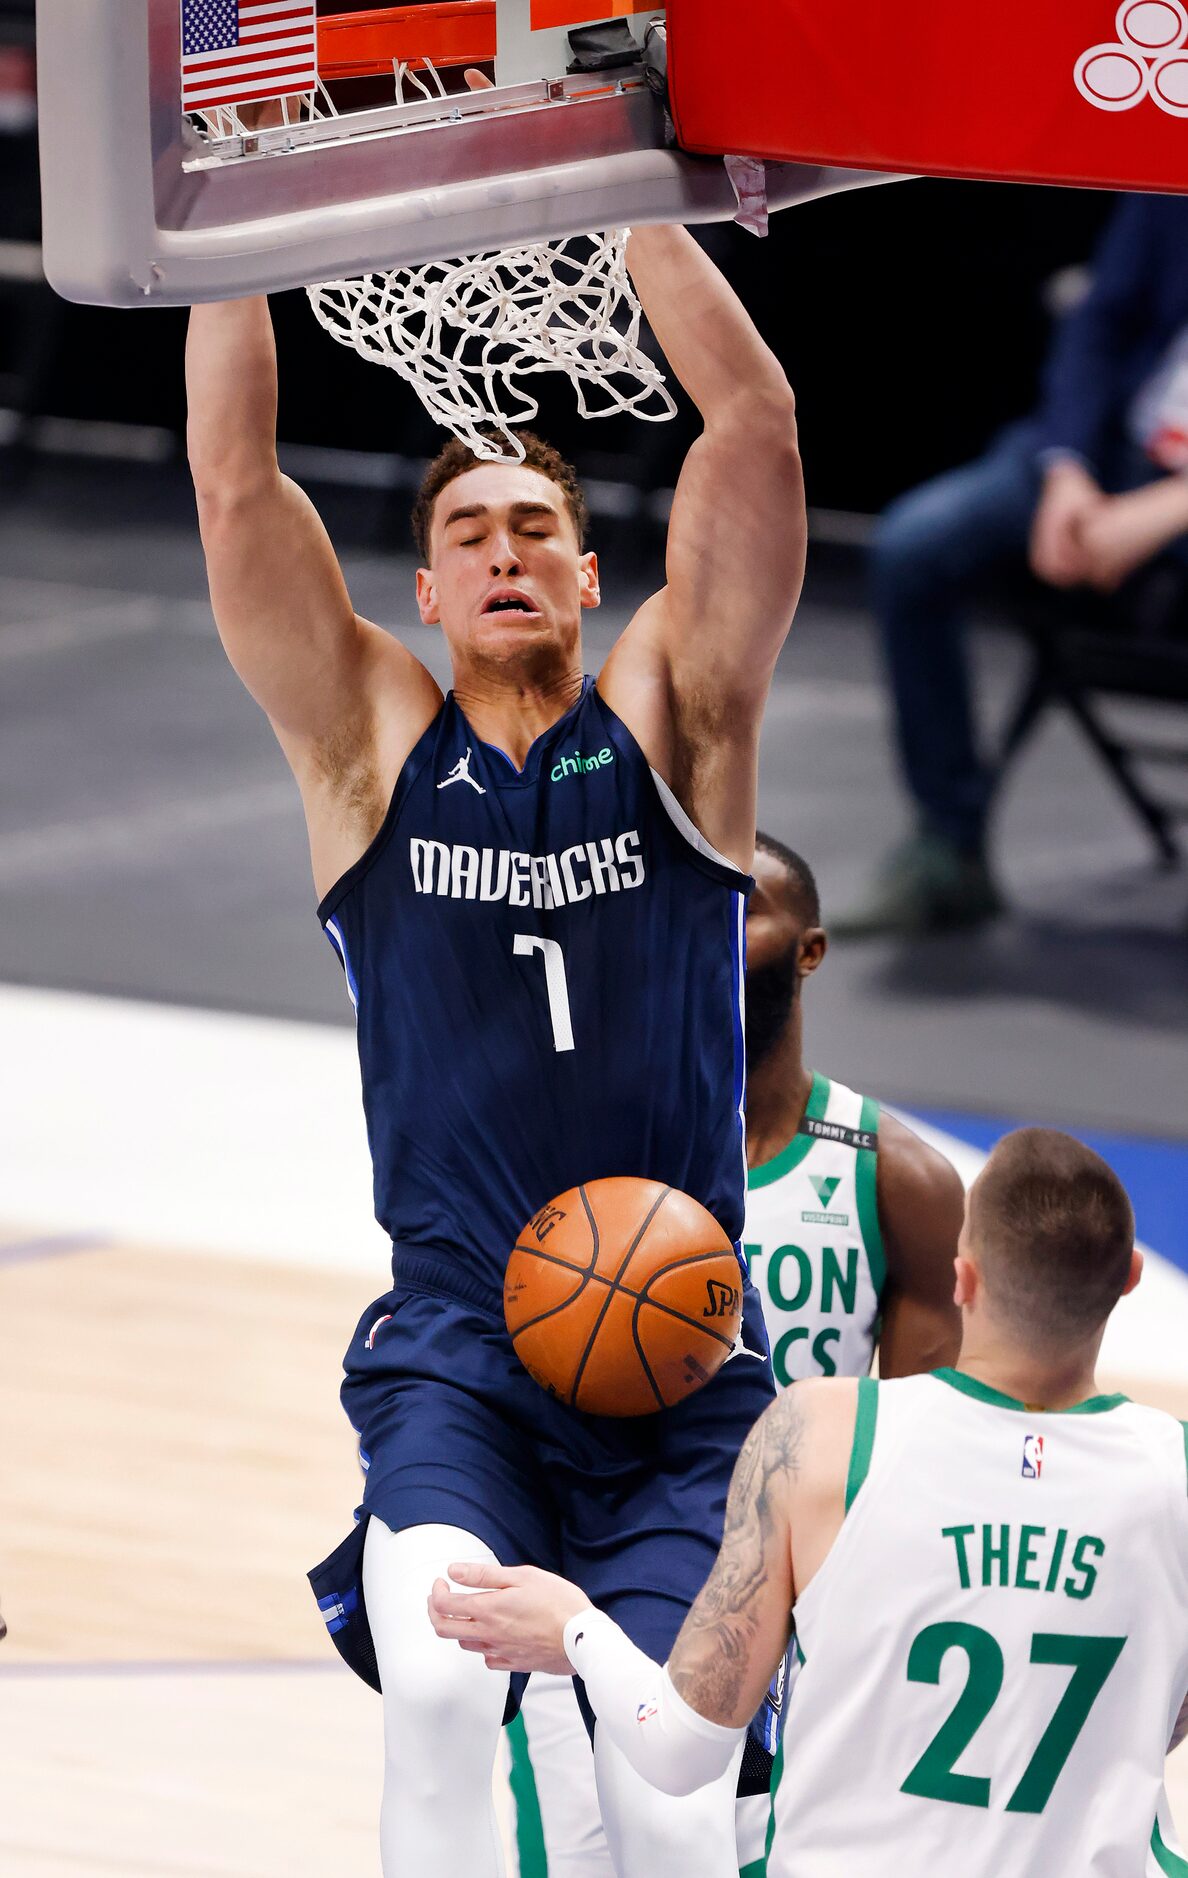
top-left (875, 1109), bottom-right (965, 1220)
top-left (1110, 1395), bottom-right (1188, 1473)
top-left (763, 1375), bottom-right (861, 1478)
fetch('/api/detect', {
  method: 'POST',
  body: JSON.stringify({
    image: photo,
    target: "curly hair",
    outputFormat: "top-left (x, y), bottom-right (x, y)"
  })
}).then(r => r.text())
top-left (411, 430), bottom-right (589, 564)
top-left (754, 830), bottom-right (821, 926)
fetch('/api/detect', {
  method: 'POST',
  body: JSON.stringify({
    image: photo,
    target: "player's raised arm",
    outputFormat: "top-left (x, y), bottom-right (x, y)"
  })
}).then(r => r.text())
top-left (188, 297), bottom-right (359, 741)
top-left (874, 1115), bottom-right (965, 1377)
top-left (601, 225), bottom-right (804, 863)
top-left (186, 297), bottom-right (440, 888)
top-left (626, 225), bottom-right (805, 685)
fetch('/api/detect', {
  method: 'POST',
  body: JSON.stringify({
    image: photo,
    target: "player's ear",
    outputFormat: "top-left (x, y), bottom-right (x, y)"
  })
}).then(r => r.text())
top-left (953, 1253), bottom-right (978, 1309)
top-left (1121, 1247), bottom-right (1143, 1297)
top-left (416, 565), bottom-right (440, 625)
top-left (798, 927), bottom-right (827, 976)
top-left (579, 550), bottom-right (600, 610)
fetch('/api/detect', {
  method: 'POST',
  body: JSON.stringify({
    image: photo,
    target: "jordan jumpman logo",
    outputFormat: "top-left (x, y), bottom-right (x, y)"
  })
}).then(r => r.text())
top-left (437, 747), bottom-right (486, 795)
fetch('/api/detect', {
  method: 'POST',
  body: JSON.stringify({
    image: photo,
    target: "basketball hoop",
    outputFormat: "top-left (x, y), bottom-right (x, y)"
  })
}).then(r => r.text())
top-left (294, 36), bottom-right (675, 461)
top-left (178, 14), bottom-right (676, 459)
top-left (307, 228), bottom-right (675, 461)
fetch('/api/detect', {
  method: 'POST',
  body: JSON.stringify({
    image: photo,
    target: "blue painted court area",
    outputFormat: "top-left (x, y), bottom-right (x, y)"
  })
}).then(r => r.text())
top-left (913, 1107), bottom-right (1188, 1278)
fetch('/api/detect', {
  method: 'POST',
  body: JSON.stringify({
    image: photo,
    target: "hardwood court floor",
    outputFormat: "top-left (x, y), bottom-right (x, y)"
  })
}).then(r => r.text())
top-left (0, 1234), bottom-right (386, 1876)
top-left (2, 1231), bottom-right (1186, 1874)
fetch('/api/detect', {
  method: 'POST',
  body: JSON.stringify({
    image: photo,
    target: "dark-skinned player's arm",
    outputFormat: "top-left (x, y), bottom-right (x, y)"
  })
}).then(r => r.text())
top-left (874, 1114), bottom-right (965, 1378)
top-left (186, 294), bottom-right (441, 898)
top-left (599, 225), bottom-right (805, 871)
top-left (427, 1384), bottom-right (855, 1795)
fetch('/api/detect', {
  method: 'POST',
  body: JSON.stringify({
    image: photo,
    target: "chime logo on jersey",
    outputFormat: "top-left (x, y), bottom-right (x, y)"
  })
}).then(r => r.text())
top-left (802, 1172), bottom-right (849, 1226)
top-left (551, 745), bottom-right (615, 782)
top-left (1022, 1433), bottom-right (1044, 1479)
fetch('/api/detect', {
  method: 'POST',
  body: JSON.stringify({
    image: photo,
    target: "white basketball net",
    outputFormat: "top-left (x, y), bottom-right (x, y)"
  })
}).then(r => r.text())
top-left (306, 229), bottom-right (677, 461)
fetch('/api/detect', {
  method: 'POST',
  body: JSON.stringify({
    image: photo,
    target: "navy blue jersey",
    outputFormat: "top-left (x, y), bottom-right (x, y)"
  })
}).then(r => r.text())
top-left (319, 677), bottom-right (750, 1305)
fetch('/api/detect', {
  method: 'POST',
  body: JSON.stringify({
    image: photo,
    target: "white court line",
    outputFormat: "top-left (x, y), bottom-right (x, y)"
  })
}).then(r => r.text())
top-left (0, 781), bottom-right (299, 884)
top-left (0, 982), bottom-right (1184, 1381)
top-left (0, 573), bottom-right (179, 610)
top-left (0, 599), bottom-right (165, 661)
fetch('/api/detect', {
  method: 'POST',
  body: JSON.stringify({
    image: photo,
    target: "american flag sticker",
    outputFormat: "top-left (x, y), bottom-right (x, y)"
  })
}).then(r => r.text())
top-left (1022, 1433), bottom-right (1044, 1479)
top-left (180, 1), bottom-right (318, 114)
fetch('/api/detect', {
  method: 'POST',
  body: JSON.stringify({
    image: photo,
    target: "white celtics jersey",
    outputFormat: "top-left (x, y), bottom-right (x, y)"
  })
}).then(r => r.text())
top-left (744, 1073), bottom-right (883, 1387)
top-left (771, 1371), bottom-right (1188, 1878)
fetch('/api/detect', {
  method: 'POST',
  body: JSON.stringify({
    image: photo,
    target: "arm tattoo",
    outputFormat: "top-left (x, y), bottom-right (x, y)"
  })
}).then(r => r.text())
top-left (669, 1389), bottom-right (804, 1720)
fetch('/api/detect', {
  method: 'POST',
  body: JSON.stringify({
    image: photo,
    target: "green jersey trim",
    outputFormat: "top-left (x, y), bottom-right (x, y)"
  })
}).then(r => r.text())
top-left (855, 1093), bottom-right (885, 1298)
top-left (934, 1369), bottom-right (1130, 1416)
top-left (764, 1736), bottom-right (785, 1870)
top-left (739, 1861), bottom-right (767, 1878)
top-left (505, 1711), bottom-right (549, 1878)
top-left (747, 1072), bottom-right (831, 1189)
top-left (845, 1376), bottom-right (879, 1512)
top-left (1152, 1816), bottom-right (1188, 1876)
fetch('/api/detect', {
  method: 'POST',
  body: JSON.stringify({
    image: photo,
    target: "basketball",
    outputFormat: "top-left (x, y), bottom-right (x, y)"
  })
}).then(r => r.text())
top-left (504, 1179), bottom-right (744, 1416)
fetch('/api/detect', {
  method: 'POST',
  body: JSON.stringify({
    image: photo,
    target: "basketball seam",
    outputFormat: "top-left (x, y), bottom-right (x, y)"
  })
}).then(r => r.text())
top-left (509, 1282), bottom-right (595, 1344)
top-left (579, 1184), bottom-right (600, 1267)
top-left (637, 1244), bottom-right (739, 1287)
top-left (571, 1185), bottom-right (672, 1411)
top-left (511, 1241), bottom-right (590, 1273)
top-left (505, 1194), bottom-right (602, 1344)
top-left (509, 1249), bottom-right (740, 1350)
top-left (630, 1315), bottom-right (667, 1411)
top-left (506, 1251), bottom-right (597, 1341)
top-left (630, 1249), bottom-right (745, 1407)
top-left (633, 1289), bottom-right (738, 1355)
top-left (636, 1251), bottom-right (742, 1354)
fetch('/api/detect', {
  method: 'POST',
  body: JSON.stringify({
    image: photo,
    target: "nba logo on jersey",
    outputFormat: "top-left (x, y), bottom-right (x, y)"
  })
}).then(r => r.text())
top-left (1022, 1433), bottom-right (1044, 1479)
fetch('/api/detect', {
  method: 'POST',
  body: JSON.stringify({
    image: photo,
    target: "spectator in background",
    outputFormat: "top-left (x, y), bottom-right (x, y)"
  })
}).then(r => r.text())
top-left (840, 193), bottom-right (1188, 937)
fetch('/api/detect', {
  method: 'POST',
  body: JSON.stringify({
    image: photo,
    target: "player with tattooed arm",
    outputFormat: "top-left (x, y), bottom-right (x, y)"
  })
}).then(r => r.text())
top-left (432, 1129), bottom-right (1188, 1878)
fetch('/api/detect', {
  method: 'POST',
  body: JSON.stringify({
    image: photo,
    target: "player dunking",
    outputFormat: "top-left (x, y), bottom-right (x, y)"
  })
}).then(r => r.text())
top-left (186, 226), bottom-right (803, 1873)
top-left (508, 833), bottom-right (966, 1876)
top-left (432, 1128), bottom-right (1188, 1877)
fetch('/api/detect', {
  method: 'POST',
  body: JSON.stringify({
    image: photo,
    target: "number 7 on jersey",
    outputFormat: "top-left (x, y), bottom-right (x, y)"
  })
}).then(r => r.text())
top-left (514, 934), bottom-right (575, 1053)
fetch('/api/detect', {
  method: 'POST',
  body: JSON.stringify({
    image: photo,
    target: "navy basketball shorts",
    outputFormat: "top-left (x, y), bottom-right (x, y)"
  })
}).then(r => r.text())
top-left (309, 1259), bottom-right (775, 1722)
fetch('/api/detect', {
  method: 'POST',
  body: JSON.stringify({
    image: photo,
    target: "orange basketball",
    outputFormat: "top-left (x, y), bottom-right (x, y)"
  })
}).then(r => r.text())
top-left (504, 1178), bottom-right (744, 1416)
